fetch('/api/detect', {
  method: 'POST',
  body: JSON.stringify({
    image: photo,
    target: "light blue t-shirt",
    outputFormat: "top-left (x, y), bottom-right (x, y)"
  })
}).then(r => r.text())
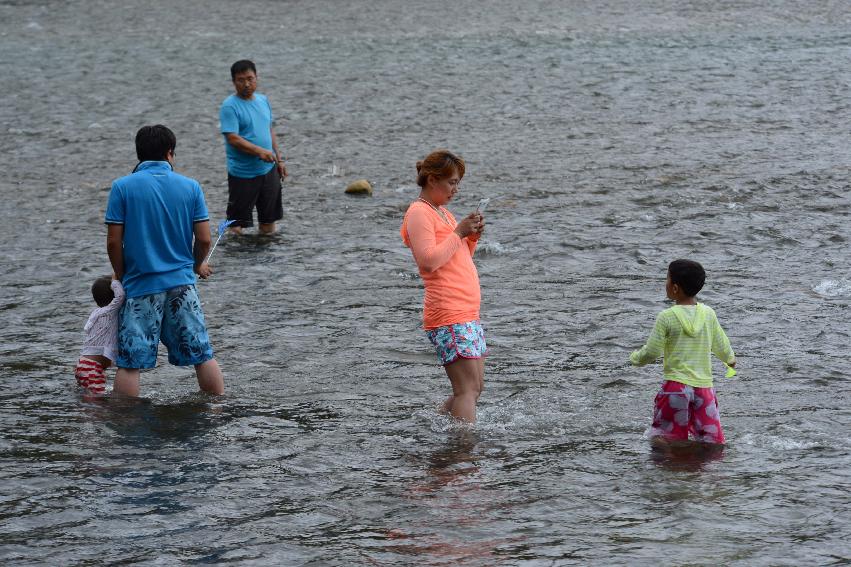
top-left (105, 161), bottom-right (209, 298)
top-left (219, 93), bottom-right (275, 179)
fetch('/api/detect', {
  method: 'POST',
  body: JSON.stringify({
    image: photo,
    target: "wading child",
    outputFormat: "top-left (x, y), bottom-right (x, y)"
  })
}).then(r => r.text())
top-left (630, 259), bottom-right (736, 444)
top-left (74, 275), bottom-right (125, 395)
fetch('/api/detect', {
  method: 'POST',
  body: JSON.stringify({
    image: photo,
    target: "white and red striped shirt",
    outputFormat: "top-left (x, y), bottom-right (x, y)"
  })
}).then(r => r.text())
top-left (80, 280), bottom-right (125, 363)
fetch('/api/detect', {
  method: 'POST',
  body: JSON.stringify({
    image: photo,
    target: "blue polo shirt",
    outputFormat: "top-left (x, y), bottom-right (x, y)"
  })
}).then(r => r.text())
top-left (105, 161), bottom-right (209, 298)
top-left (220, 93), bottom-right (275, 179)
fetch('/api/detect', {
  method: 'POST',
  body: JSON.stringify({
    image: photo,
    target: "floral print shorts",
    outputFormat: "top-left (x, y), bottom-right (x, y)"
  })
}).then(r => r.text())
top-left (650, 380), bottom-right (725, 444)
top-left (117, 285), bottom-right (213, 369)
top-left (426, 320), bottom-right (488, 366)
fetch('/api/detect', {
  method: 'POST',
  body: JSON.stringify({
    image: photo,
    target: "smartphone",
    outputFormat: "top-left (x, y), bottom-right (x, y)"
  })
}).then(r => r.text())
top-left (476, 197), bottom-right (490, 213)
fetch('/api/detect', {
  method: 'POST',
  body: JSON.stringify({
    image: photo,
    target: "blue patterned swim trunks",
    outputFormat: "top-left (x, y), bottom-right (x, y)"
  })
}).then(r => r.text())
top-left (117, 285), bottom-right (213, 369)
top-left (426, 320), bottom-right (488, 366)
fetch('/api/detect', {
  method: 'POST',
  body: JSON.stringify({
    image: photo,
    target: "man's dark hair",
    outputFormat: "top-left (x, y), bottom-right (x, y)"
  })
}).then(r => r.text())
top-left (668, 259), bottom-right (706, 297)
top-left (92, 276), bottom-right (114, 307)
top-left (135, 125), bottom-right (176, 162)
top-left (231, 59), bottom-right (257, 79)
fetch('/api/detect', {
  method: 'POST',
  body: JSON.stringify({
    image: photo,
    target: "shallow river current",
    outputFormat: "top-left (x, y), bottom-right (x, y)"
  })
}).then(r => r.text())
top-left (1, 1), bottom-right (850, 564)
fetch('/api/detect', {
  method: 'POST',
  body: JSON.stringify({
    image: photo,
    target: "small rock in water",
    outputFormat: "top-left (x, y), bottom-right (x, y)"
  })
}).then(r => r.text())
top-left (345, 179), bottom-right (372, 196)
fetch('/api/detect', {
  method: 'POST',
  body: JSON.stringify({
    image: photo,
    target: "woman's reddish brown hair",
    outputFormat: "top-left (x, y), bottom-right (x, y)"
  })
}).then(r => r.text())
top-left (416, 149), bottom-right (465, 188)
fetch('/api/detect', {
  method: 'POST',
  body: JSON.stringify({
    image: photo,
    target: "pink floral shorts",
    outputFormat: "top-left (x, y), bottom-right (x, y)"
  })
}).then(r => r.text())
top-left (425, 320), bottom-right (488, 366)
top-left (650, 380), bottom-right (725, 444)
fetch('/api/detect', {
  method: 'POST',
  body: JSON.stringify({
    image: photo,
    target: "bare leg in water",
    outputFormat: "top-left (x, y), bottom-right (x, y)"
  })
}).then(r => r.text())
top-left (438, 357), bottom-right (485, 423)
top-left (112, 359), bottom-right (224, 397)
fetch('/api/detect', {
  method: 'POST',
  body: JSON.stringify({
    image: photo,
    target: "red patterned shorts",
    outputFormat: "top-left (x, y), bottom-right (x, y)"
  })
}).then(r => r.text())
top-left (650, 380), bottom-right (725, 444)
top-left (74, 357), bottom-right (106, 395)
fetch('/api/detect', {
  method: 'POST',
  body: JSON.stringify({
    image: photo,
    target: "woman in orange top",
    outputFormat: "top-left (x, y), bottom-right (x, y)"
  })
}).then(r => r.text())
top-left (400, 149), bottom-right (487, 422)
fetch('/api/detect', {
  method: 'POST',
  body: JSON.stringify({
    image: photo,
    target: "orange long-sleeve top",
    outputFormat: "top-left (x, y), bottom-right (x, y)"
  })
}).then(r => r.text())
top-left (400, 201), bottom-right (481, 329)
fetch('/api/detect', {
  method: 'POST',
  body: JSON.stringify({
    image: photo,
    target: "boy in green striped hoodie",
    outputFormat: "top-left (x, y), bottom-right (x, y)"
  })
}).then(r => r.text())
top-left (630, 259), bottom-right (736, 444)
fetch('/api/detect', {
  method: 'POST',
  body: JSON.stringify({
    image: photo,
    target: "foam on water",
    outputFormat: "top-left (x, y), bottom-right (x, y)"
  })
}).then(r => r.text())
top-left (473, 239), bottom-right (510, 256)
top-left (812, 278), bottom-right (851, 297)
top-left (738, 433), bottom-right (822, 451)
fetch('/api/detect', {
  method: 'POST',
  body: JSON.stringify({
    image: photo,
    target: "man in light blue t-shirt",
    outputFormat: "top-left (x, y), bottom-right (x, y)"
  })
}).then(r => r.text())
top-left (220, 59), bottom-right (288, 235)
top-left (106, 125), bottom-right (224, 397)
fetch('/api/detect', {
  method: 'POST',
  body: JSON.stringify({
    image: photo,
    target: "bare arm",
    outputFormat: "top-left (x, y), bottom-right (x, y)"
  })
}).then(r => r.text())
top-left (106, 224), bottom-right (124, 279)
top-left (270, 126), bottom-right (280, 159)
top-left (225, 132), bottom-right (277, 163)
top-left (270, 126), bottom-right (287, 178)
top-left (193, 220), bottom-right (212, 279)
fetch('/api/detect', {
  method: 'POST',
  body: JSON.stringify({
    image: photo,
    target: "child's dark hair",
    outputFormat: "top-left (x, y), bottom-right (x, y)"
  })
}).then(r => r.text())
top-left (668, 259), bottom-right (706, 297)
top-left (92, 276), bottom-right (114, 307)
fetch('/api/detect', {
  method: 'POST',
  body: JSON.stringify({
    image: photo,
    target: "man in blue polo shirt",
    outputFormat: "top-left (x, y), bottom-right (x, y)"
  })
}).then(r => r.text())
top-left (220, 59), bottom-right (288, 235)
top-left (105, 125), bottom-right (224, 397)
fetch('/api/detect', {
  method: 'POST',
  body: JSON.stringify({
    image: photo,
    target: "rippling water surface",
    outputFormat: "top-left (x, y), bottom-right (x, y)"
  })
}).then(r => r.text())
top-left (2, 1), bottom-right (851, 564)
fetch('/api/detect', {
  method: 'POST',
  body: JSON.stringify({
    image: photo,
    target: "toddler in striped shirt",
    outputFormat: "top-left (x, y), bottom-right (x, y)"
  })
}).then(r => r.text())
top-left (74, 275), bottom-right (125, 395)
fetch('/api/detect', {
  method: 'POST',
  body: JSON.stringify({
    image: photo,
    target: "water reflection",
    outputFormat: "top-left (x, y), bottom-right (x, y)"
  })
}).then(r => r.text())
top-left (648, 437), bottom-right (725, 472)
top-left (382, 431), bottom-right (514, 565)
top-left (83, 395), bottom-right (226, 446)
top-left (417, 429), bottom-right (480, 493)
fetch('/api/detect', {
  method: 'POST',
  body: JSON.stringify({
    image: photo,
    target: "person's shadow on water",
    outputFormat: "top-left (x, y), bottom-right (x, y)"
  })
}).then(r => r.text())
top-left (648, 436), bottom-right (725, 472)
top-left (82, 394), bottom-right (227, 447)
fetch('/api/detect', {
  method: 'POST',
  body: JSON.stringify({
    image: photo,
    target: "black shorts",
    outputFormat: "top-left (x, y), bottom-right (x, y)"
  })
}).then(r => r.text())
top-left (226, 167), bottom-right (283, 228)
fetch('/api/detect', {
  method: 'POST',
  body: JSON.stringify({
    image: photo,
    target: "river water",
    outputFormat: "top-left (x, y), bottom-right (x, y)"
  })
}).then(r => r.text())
top-left (2, 0), bottom-right (850, 565)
